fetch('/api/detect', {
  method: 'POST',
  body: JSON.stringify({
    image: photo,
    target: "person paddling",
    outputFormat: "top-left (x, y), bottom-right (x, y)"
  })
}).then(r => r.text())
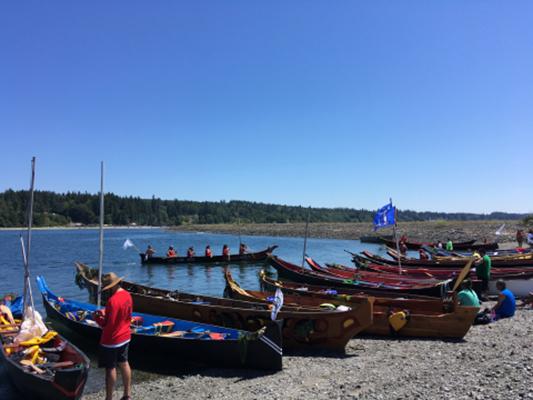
top-left (205, 245), bottom-right (212, 258)
top-left (222, 244), bottom-right (230, 260)
top-left (187, 247), bottom-right (195, 258)
top-left (93, 273), bottom-right (132, 400)
top-left (239, 243), bottom-right (248, 255)
top-left (144, 245), bottom-right (155, 259)
top-left (167, 246), bottom-right (177, 258)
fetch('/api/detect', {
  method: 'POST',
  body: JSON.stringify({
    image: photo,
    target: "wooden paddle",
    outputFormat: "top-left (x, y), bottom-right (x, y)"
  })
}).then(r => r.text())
top-left (20, 359), bottom-right (45, 374)
top-left (451, 257), bottom-right (475, 293)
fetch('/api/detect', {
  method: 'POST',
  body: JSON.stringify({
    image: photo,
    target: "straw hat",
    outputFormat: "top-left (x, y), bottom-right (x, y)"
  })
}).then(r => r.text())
top-left (102, 272), bottom-right (124, 291)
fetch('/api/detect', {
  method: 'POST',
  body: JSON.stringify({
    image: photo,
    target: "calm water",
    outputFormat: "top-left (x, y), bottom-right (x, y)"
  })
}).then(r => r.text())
top-left (0, 228), bottom-right (386, 398)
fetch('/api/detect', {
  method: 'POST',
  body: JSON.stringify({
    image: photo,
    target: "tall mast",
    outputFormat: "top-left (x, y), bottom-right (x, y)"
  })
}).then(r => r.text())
top-left (301, 208), bottom-right (311, 268)
top-left (97, 161), bottom-right (105, 307)
top-left (391, 198), bottom-right (402, 274)
top-left (22, 157), bottom-right (37, 318)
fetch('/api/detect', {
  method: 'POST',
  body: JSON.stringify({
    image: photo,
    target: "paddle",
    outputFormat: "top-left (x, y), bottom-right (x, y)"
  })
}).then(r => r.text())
top-left (451, 257), bottom-right (475, 293)
top-left (20, 360), bottom-right (45, 374)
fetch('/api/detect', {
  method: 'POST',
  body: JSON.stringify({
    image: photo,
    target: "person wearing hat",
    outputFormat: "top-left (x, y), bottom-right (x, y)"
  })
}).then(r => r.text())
top-left (93, 273), bottom-right (132, 400)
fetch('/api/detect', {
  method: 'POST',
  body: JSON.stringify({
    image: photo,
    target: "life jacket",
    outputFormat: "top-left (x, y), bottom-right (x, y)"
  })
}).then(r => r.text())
top-left (223, 248), bottom-right (230, 256)
top-left (205, 249), bottom-right (212, 257)
top-left (167, 250), bottom-right (176, 257)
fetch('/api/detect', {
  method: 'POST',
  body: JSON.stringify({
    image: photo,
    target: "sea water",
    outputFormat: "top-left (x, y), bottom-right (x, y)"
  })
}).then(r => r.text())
top-left (0, 227), bottom-right (387, 397)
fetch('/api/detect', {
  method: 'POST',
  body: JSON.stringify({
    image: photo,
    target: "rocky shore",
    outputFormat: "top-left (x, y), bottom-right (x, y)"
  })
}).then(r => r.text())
top-left (172, 220), bottom-right (529, 244)
top-left (83, 306), bottom-right (533, 400)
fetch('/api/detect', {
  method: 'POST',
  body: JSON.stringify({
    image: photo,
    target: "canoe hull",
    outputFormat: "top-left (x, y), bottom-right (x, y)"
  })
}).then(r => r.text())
top-left (139, 246), bottom-right (277, 265)
top-left (270, 257), bottom-right (449, 297)
top-left (0, 333), bottom-right (89, 400)
top-left (39, 279), bottom-right (283, 371)
top-left (228, 272), bottom-right (478, 339)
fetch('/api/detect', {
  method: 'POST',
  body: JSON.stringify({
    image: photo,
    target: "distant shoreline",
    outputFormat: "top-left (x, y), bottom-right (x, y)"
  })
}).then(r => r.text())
top-left (171, 220), bottom-right (528, 243)
top-left (0, 225), bottom-right (160, 231)
top-left (0, 220), bottom-right (529, 244)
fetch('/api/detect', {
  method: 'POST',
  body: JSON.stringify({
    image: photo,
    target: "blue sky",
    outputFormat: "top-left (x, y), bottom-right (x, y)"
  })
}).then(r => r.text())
top-left (1, 2), bottom-right (531, 213)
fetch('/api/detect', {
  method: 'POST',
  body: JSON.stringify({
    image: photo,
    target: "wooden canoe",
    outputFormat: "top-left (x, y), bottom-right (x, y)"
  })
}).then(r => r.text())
top-left (226, 270), bottom-right (479, 339)
top-left (359, 250), bottom-right (533, 269)
top-left (306, 257), bottom-right (441, 284)
top-left (269, 256), bottom-right (452, 297)
top-left (380, 238), bottom-right (498, 251)
top-left (139, 245), bottom-right (278, 265)
top-left (74, 263), bottom-right (373, 352)
top-left (0, 320), bottom-right (89, 400)
top-left (38, 275), bottom-right (283, 370)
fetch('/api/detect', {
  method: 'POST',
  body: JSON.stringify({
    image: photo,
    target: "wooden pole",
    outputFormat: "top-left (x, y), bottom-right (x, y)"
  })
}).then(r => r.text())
top-left (392, 201), bottom-right (402, 274)
top-left (301, 208), bottom-right (311, 268)
top-left (237, 215), bottom-right (242, 246)
top-left (97, 161), bottom-right (105, 308)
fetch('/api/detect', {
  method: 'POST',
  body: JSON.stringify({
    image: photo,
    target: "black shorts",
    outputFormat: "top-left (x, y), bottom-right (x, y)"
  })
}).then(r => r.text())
top-left (98, 342), bottom-right (129, 369)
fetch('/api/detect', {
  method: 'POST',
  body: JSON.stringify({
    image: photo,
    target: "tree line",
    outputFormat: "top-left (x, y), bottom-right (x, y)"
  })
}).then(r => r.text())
top-left (0, 189), bottom-right (528, 227)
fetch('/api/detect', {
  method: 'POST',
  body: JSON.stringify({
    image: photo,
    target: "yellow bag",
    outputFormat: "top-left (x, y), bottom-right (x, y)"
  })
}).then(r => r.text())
top-left (388, 311), bottom-right (409, 332)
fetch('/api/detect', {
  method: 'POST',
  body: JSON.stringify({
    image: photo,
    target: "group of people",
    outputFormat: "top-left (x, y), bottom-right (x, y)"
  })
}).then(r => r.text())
top-left (456, 248), bottom-right (517, 324)
top-left (516, 229), bottom-right (533, 248)
top-left (144, 243), bottom-right (249, 259)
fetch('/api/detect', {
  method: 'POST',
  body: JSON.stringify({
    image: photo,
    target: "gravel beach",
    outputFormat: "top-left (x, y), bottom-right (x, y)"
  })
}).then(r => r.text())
top-left (83, 306), bottom-right (532, 400)
top-left (171, 220), bottom-right (530, 244)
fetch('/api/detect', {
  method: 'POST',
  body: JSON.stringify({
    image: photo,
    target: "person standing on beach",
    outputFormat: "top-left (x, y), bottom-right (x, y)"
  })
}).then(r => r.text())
top-left (94, 273), bottom-right (133, 400)
top-left (516, 230), bottom-right (524, 248)
top-left (475, 249), bottom-right (491, 301)
top-left (445, 238), bottom-right (453, 251)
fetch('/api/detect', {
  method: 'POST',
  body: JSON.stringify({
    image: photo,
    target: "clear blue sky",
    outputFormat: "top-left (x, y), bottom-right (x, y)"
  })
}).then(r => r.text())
top-left (1, 2), bottom-right (531, 214)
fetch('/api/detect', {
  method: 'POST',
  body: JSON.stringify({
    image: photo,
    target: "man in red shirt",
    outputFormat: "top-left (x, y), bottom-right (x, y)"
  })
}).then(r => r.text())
top-left (94, 273), bottom-right (132, 400)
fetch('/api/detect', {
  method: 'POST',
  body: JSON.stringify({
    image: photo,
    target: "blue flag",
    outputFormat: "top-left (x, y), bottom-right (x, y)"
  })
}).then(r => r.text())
top-left (373, 202), bottom-right (396, 231)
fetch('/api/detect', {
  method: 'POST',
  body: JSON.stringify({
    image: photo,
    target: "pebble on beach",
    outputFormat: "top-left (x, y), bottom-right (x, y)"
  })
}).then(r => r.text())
top-left (83, 307), bottom-right (533, 400)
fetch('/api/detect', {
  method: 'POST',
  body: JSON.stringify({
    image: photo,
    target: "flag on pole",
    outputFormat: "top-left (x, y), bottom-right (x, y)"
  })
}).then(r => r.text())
top-left (270, 288), bottom-right (284, 321)
top-left (373, 201), bottom-right (396, 231)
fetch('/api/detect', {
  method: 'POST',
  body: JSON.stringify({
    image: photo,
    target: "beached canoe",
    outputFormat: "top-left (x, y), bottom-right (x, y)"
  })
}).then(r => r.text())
top-left (37, 276), bottom-right (283, 371)
top-left (139, 245), bottom-right (278, 265)
top-left (358, 250), bottom-right (533, 269)
top-left (226, 270), bottom-right (479, 339)
top-left (269, 256), bottom-right (452, 297)
top-left (74, 264), bottom-right (373, 352)
top-left (0, 319), bottom-right (89, 400)
top-left (380, 238), bottom-right (498, 251)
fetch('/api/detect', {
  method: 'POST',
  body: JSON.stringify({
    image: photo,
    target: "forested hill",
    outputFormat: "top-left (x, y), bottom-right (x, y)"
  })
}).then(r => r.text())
top-left (0, 189), bottom-right (527, 227)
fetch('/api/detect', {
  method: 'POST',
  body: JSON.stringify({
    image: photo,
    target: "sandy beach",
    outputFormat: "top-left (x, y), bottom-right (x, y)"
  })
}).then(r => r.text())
top-left (83, 305), bottom-right (533, 400)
